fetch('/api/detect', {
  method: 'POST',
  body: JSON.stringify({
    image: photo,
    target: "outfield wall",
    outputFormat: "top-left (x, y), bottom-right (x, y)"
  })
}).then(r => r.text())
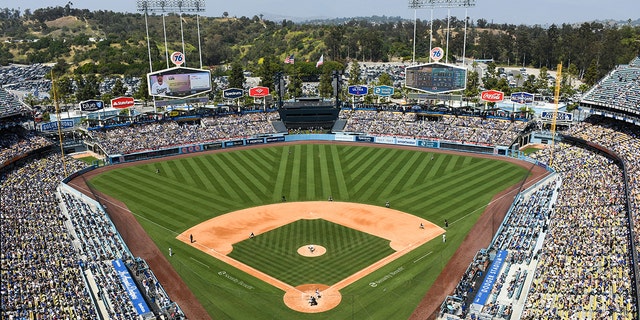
top-left (104, 133), bottom-right (541, 168)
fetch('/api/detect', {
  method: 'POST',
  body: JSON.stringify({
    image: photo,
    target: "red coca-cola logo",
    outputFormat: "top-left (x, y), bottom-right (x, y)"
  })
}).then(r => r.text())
top-left (480, 90), bottom-right (504, 102)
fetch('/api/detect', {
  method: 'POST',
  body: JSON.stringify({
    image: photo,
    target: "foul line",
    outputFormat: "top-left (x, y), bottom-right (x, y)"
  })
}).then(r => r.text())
top-left (413, 251), bottom-right (433, 263)
top-left (190, 257), bottom-right (210, 269)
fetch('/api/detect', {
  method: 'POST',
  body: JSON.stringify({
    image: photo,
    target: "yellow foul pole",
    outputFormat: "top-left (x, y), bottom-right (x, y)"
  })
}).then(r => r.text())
top-left (51, 70), bottom-right (68, 177)
top-left (549, 63), bottom-right (562, 167)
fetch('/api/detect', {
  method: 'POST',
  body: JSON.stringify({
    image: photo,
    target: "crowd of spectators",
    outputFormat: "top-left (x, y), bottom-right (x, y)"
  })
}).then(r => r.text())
top-left (60, 191), bottom-right (184, 319)
top-left (522, 141), bottom-right (635, 319)
top-left (340, 109), bottom-right (527, 146)
top-left (1, 132), bottom-right (185, 318)
top-left (441, 179), bottom-right (559, 319)
top-left (0, 128), bottom-right (53, 165)
top-left (88, 111), bottom-right (279, 155)
top-left (1, 153), bottom-right (94, 319)
top-left (582, 57), bottom-right (640, 111)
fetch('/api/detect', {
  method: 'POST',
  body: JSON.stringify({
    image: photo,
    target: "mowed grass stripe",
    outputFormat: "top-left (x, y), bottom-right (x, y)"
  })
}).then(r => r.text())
top-left (240, 148), bottom-right (276, 176)
top-left (359, 150), bottom-right (418, 201)
top-left (96, 172), bottom-right (205, 228)
top-left (350, 148), bottom-right (404, 195)
top-left (399, 161), bottom-right (513, 208)
top-left (182, 157), bottom-right (211, 190)
top-left (189, 157), bottom-right (219, 192)
top-left (273, 146), bottom-right (291, 202)
top-left (221, 153), bottom-right (269, 197)
top-left (391, 158), bottom-right (493, 202)
top-left (412, 164), bottom-right (521, 213)
top-left (388, 152), bottom-right (432, 195)
top-left (305, 144), bottom-right (316, 199)
top-left (318, 145), bottom-right (332, 198)
top-left (344, 146), bottom-right (379, 172)
top-left (109, 169), bottom-right (225, 214)
top-left (430, 166), bottom-right (524, 213)
top-left (288, 145), bottom-right (303, 200)
top-left (348, 148), bottom-right (390, 186)
top-left (210, 154), bottom-right (262, 203)
top-left (329, 144), bottom-right (349, 199)
top-left (129, 165), bottom-right (238, 210)
top-left (230, 151), bottom-right (273, 184)
top-left (223, 152), bottom-right (270, 196)
top-left (173, 159), bottom-right (199, 187)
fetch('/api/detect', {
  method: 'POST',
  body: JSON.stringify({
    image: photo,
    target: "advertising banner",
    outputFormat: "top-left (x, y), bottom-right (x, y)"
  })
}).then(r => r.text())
top-left (417, 140), bottom-right (439, 148)
top-left (266, 136), bottom-right (285, 143)
top-left (79, 100), bottom-right (104, 112)
top-left (112, 259), bottom-right (151, 316)
top-left (396, 138), bottom-right (417, 146)
top-left (224, 140), bottom-right (244, 147)
top-left (375, 136), bottom-right (395, 144)
top-left (40, 120), bottom-right (75, 132)
top-left (246, 138), bottom-right (265, 145)
top-left (472, 250), bottom-right (508, 308)
top-left (355, 136), bottom-right (374, 142)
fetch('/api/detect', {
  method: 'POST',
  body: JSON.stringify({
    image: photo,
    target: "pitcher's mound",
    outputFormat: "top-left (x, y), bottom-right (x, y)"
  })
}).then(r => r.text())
top-left (283, 284), bottom-right (341, 313)
top-left (297, 245), bottom-right (326, 257)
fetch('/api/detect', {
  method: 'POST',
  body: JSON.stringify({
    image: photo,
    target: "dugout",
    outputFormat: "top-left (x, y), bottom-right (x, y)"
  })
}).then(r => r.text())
top-left (277, 97), bottom-right (339, 130)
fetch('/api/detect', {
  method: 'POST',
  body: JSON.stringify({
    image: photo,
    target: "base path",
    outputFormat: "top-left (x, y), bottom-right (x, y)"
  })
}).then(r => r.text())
top-left (178, 201), bottom-right (444, 312)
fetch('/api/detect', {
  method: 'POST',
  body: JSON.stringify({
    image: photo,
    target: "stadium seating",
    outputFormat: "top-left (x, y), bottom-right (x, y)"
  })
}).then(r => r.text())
top-left (582, 57), bottom-right (640, 111)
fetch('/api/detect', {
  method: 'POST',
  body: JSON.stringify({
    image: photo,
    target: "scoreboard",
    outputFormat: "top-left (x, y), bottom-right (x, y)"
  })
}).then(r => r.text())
top-left (405, 62), bottom-right (467, 94)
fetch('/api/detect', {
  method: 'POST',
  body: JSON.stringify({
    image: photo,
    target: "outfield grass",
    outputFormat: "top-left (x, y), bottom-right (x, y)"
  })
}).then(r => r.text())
top-left (90, 143), bottom-right (529, 319)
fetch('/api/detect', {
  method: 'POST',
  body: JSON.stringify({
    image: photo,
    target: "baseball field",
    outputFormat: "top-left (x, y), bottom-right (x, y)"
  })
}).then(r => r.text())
top-left (86, 142), bottom-right (531, 319)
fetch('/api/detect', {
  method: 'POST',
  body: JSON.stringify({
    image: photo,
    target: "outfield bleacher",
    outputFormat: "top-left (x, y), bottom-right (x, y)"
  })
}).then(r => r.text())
top-left (582, 56), bottom-right (640, 112)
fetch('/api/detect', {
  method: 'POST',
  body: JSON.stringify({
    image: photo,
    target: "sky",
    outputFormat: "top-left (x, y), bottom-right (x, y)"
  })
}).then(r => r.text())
top-left (3, 0), bottom-right (639, 26)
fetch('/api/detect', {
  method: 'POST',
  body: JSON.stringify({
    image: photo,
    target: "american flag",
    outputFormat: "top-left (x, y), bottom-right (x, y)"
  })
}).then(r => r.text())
top-left (284, 54), bottom-right (294, 64)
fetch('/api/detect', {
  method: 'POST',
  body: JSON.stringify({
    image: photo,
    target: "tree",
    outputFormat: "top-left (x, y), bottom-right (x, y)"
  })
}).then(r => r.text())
top-left (75, 74), bottom-right (101, 101)
top-left (256, 55), bottom-right (282, 91)
top-left (348, 61), bottom-right (361, 85)
top-left (133, 76), bottom-right (150, 104)
top-left (377, 73), bottom-right (392, 86)
top-left (228, 62), bottom-right (245, 89)
top-left (111, 78), bottom-right (127, 97)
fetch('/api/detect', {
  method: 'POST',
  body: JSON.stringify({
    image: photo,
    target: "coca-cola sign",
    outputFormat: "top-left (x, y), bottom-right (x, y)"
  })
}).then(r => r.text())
top-left (111, 96), bottom-right (135, 109)
top-left (480, 90), bottom-right (504, 102)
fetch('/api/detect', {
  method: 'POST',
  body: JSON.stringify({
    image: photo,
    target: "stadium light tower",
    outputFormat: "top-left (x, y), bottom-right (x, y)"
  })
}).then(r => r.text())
top-left (409, 0), bottom-right (475, 65)
top-left (136, 0), bottom-right (206, 71)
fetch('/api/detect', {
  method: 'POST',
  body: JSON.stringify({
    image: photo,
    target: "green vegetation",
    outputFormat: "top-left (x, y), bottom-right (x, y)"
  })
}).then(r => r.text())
top-left (231, 219), bottom-right (394, 286)
top-left (520, 146), bottom-right (543, 156)
top-left (77, 156), bottom-right (98, 164)
top-left (90, 144), bottom-right (529, 319)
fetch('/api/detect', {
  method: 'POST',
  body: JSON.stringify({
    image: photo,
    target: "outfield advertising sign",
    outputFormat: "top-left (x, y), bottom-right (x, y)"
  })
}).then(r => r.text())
top-left (417, 140), bottom-right (439, 148)
top-left (223, 88), bottom-right (244, 99)
top-left (79, 100), bottom-right (104, 112)
top-left (510, 92), bottom-right (534, 104)
top-left (266, 136), bottom-right (285, 143)
top-left (246, 138), bottom-right (265, 145)
top-left (541, 111), bottom-right (573, 122)
top-left (355, 136), bottom-right (374, 142)
top-left (396, 138), bottom-right (417, 146)
top-left (375, 136), bottom-right (395, 144)
top-left (40, 120), bottom-right (75, 132)
top-left (225, 140), bottom-right (244, 147)
top-left (373, 85), bottom-right (394, 97)
top-left (348, 85), bottom-right (368, 96)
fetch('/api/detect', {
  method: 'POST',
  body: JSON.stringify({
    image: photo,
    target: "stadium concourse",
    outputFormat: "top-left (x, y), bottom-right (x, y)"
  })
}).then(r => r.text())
top-left (1, 57), bottom-right (639, 319)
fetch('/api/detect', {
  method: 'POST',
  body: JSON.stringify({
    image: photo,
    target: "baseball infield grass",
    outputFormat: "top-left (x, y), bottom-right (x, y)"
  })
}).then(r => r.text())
top-left (89, 143), bottom-right (530, 319)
